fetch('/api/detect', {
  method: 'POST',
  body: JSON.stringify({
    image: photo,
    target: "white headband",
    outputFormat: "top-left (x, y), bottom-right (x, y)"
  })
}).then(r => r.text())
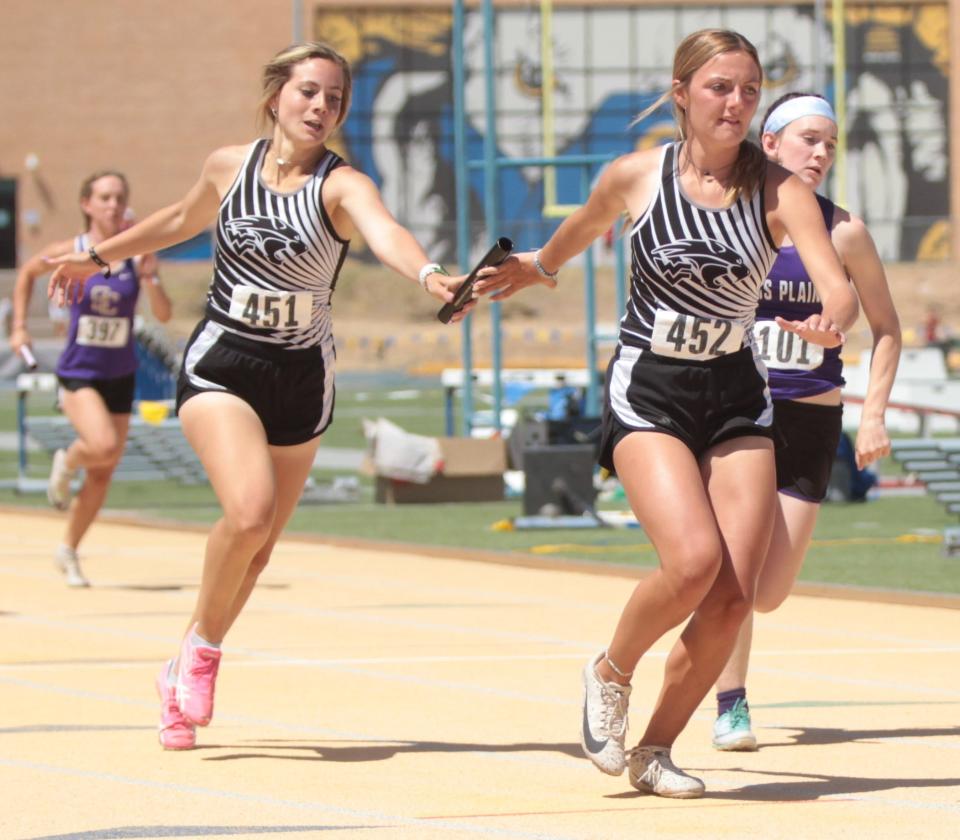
top-left (763, 96), bottom-right (837, 135)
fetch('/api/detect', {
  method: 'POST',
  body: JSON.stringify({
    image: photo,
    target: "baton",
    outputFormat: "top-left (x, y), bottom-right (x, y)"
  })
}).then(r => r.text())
top-left (19, 345), bottom-right (38, 370)
top-left (437, 237), bottom-right (513, 324)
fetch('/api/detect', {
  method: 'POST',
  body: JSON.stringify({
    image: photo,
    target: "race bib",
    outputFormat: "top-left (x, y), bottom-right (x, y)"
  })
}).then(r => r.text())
top-left (754, 320), bottom-right (824, 370)
top-left (76, 315), bottom-right (130, 348)
top-left (228, 286), bottom-right (312, 330)
top-left (650, 309), bottom-right (744, 360)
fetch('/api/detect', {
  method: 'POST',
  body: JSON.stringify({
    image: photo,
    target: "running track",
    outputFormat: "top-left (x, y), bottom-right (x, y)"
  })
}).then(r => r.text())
top-left (1, 509), bottom-right (958, 839)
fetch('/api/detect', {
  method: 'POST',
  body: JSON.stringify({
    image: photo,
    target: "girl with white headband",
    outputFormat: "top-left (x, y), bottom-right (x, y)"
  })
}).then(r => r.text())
top-left (711, 91), bottom-right (902, 751)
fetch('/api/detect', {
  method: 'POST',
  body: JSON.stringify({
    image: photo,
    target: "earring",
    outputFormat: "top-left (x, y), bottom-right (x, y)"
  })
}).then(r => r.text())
top-left (271, 108), bottom-right (278, 118)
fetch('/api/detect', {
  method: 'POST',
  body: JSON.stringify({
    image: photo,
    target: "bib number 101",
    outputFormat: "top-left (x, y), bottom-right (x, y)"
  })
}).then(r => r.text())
top-left (754, 320), bottom-right (823, 370)
top-left (651, 310), bottom-right (743, 360)
top-left (229, 286), bottom-right (312, 329)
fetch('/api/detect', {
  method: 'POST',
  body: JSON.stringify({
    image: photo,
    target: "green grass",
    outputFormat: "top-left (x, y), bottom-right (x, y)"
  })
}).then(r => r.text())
top-left (321, 384), bottom-right (451, 447)
top-left (2, 386), bottom-right (958, 597)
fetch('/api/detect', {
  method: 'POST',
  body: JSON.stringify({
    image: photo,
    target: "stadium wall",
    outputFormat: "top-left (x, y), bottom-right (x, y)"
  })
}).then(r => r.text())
top-left (0, 1), bottom-right (955, 268)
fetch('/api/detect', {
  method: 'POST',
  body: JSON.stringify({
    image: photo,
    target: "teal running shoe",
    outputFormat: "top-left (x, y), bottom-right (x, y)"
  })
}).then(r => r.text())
top-left (712, 697), bottom-right (757, 751)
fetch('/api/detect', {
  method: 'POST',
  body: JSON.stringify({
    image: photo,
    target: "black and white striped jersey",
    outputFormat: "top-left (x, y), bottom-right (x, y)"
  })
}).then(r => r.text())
top-left (205, 138), bottom-right (349, 350)
top-left (619, 143), bottom-right (778, 358)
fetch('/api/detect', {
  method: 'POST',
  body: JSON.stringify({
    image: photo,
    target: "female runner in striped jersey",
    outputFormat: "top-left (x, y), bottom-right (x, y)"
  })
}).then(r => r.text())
top-left (477, 30), bottom-right (859, 797)
top-left (710, 92), bottom-right (900, 752)
top-left (48, 42), bottom-right (471, 750)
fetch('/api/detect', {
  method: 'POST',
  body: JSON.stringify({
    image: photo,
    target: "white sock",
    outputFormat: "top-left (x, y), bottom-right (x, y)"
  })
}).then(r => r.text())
top-left (191, 629), bottom-right (221, 650)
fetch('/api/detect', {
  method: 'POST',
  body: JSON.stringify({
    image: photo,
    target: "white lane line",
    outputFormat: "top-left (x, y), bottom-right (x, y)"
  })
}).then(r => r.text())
top-left (3, 613), bottom-right (958, 702)
top-left (7, 647), bottom-right (960, 673)
top-left (824, 794), bottom-right (960, 813)
top-left (747, 664), bottom-right (960, 698)
top-left (6, 608), bottom-right (603, 650)
top-left (0, 758), bottom-right (577, 840)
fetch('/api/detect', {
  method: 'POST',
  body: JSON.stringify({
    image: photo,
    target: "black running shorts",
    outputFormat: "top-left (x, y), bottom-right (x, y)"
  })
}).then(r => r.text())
top-left (772, 398), bottom-right (843, 502)
top-left (176, 320), bottom-right (334, 446)
top-left (58, 373), bottom-right (136, 415)
top-left (599, 344), bottom-right (774, 473)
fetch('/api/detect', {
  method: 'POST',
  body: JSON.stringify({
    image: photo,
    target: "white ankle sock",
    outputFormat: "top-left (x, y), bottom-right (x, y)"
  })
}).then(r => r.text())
top-left (191, 629), bottom-right (221, 650)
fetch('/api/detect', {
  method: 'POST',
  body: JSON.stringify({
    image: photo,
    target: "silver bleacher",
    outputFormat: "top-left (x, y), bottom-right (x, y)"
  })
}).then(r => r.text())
top-left (890, 438), bottom-right (960, 518)
top-left (7, 372), bottom-right (206, 492)
top-left (890, 438), bottom-right (960, 556)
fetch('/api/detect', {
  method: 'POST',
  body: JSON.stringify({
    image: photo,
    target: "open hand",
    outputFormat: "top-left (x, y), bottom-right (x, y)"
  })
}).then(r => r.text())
top-left (425, 272), bottom-right (477, 323)
top-left (45, 252), bottom-right (99, 306)
top-left (474, 252), bottom-right (558, 301)
top-left (774, 314), bottom-right (844, 349)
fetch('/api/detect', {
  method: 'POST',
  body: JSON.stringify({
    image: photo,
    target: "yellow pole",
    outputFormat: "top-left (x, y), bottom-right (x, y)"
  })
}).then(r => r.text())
top-left (540, 0), bottom-right (579, 217)
top-left (832, 0), bottom-right (847, 207)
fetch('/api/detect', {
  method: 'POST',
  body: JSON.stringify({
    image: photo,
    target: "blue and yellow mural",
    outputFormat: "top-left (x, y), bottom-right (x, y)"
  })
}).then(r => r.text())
top-left (316, 3), bottom-right (949, 262)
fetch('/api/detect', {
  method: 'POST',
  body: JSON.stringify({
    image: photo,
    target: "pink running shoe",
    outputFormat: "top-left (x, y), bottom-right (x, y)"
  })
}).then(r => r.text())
top-left (175, 626), bottom-right (222, 727)
top-left (155, 661), bottom-right (196, 750)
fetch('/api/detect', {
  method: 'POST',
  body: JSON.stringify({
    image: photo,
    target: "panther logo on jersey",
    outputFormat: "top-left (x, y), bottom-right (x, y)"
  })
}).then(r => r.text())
top-left (223, 217), bottom-right (308, 266)
top-left (650, 239), bottom-right (750, 289)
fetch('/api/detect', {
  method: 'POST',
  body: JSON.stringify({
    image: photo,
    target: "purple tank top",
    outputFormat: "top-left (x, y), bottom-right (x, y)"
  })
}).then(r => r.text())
top-left (56, 234), bottom-right (141, 380)
top-left (754, 194), bottom-right (845, 400)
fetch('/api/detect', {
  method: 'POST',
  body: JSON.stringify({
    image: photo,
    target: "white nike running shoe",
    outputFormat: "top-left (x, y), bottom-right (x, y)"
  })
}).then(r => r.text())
top-left (47, 448), bottom-right (75, 511)
top-left (55, 544), bottom-right (89, 588)
top-left (628, 745), bottom-right (705, 799)
top-left (580, 651), bottom-right (631, 775)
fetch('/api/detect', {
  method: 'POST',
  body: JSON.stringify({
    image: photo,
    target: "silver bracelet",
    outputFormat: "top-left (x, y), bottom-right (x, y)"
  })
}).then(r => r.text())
top-left (533, 249), bottom-right (559, 280)
top-left (604, 651), bottom-right (634, 680)
top-left (418, 262), bottom-right (448, 290)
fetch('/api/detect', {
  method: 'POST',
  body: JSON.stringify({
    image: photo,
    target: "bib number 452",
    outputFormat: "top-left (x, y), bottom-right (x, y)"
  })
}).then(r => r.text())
top-left (651, 310), bottom-right (743, 360)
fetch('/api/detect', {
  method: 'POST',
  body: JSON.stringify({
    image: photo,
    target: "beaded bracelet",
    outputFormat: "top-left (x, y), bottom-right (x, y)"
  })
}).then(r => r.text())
top-left (533, 249), bottom-right (559, 280)
top-left (88, 246), bottom-right (112, 278)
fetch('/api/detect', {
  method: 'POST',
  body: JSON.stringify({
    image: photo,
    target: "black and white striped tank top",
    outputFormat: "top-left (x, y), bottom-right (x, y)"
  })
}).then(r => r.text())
top-left (205, 138), bottom-right (349, 349)
top-left (619, 143), bottom-right (777, 359)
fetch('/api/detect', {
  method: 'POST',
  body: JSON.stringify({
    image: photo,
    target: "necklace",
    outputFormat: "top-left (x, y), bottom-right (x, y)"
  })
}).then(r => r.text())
top-left (682, 144), bottom-right (735, 181)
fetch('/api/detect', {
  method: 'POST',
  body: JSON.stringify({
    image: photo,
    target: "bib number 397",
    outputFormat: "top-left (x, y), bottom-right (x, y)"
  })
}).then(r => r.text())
top-left (651, 310), bottom-right (743, 360)
top-left (754, 320), bottom-right (824, 370)
top-left (229, 286), bottom-right (312, 330)
top-left (76, 315), bottom-right (129, 348)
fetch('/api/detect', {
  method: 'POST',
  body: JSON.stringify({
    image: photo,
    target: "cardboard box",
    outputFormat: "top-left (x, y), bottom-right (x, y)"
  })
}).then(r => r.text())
top-left (374, 436), bottom-right (507, 504)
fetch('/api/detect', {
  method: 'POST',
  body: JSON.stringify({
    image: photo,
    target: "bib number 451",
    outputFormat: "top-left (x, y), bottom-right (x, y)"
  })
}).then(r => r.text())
top-left (229, 286), bottom-right (312, 329)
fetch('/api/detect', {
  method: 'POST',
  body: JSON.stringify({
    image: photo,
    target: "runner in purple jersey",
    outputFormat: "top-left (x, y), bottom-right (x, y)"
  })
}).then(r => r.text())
top-left (10, 171), bottom-right (171, 588)
top-left (48, 43), bottom-right (473, 752)
top-left (712, 93), bottom-right (901, 751)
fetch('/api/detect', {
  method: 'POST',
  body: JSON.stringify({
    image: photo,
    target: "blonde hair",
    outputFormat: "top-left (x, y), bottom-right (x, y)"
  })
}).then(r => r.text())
top-left (634, 29), bottom-right (766, 202)
top-left (257, 42), bottom-right (352, 132)
top-left (78, 170), bottom-right (129, 230)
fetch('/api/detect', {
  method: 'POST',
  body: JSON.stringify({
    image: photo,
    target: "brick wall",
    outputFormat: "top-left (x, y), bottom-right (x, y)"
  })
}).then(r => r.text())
top-left (0, 0), bottom-right (299, 262)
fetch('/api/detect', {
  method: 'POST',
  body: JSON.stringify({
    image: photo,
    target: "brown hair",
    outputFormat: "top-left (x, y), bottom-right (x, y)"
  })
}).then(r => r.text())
top-left (634, 29), bottom-right (766, 202)
top-left (78, 170), bottom-right (129, 230)
top-left (257, 42), bottom-right (352, 133)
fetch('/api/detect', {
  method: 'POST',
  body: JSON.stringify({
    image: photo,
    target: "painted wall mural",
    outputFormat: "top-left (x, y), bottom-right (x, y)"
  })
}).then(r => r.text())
top-left (316, 3), bottom-right (949, 263)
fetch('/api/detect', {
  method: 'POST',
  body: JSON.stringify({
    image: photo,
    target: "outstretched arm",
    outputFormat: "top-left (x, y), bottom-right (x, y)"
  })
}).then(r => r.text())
top-left (135, 253), bottom-right (173, 324)
top-left (834, 211), bottom-right (901, 468)
top-left (330, 167), bottom-right (474, 320)
top-left (475, 155), bottom-right (633, 300)
top-left (9, 239), bottom-right (74, 355)
top-left (46, 147), bottom-right (236, 304)
top-left (768, 170), bottom-right (859, 344)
